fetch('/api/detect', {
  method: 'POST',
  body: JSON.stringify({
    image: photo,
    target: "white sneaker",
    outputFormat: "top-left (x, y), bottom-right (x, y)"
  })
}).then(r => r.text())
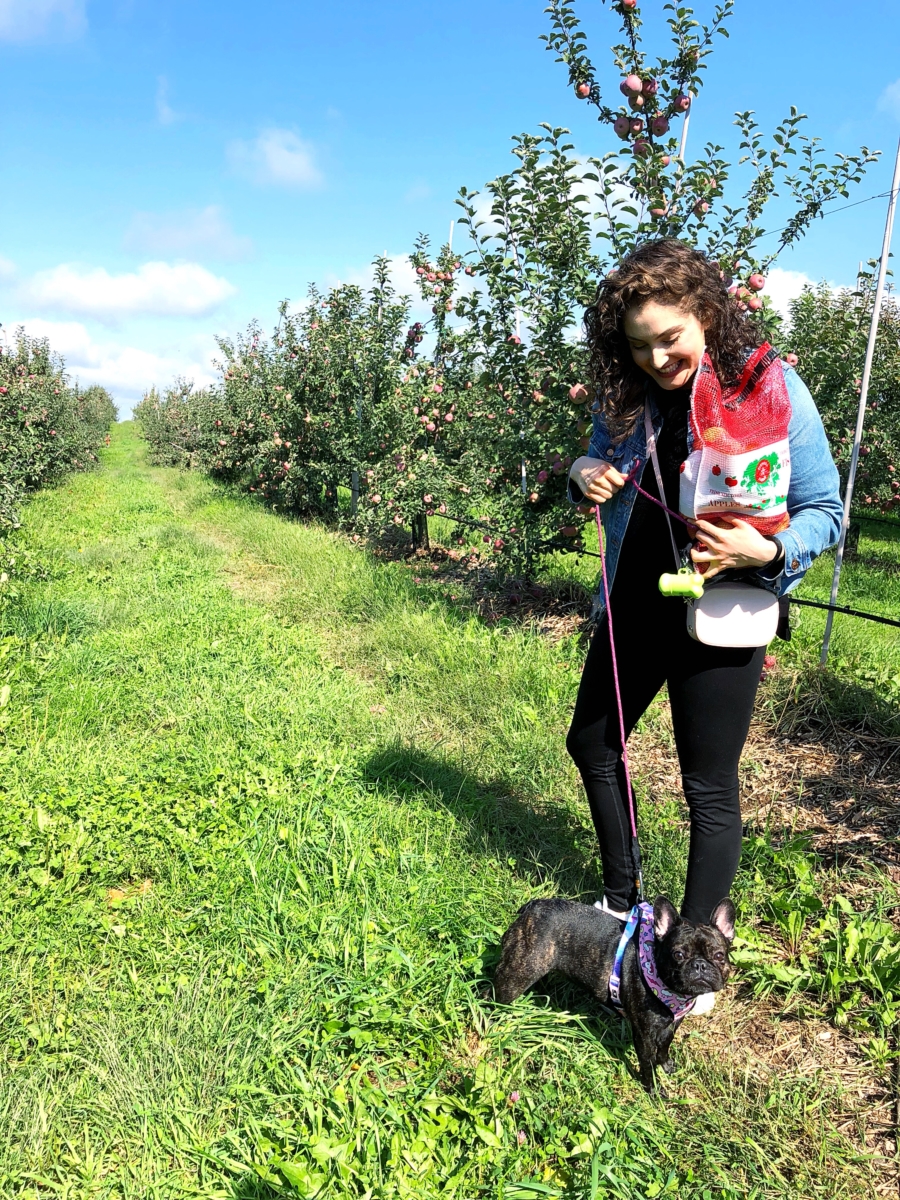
top-left (685, 991), bottom-right (717, 1016)
top-left (593, 897), bottom-right (631, 922)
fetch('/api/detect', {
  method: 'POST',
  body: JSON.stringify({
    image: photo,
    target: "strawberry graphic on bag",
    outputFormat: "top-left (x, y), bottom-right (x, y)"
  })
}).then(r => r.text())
top-left (741, 452), bottom-right (781, 494)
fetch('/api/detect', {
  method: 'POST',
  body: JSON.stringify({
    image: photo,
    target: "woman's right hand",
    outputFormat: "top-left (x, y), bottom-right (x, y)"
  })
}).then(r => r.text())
top-left (569, 456), bottom-right (627, 504)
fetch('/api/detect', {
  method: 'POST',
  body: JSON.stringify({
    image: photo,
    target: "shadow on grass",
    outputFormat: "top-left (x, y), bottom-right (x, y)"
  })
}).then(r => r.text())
top-left (362, 741), bottom-right (601, 902)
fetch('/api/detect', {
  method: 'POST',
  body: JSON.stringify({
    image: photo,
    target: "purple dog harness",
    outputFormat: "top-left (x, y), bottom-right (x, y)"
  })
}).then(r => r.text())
top-left (609, 902), bottom-right (696, 1020)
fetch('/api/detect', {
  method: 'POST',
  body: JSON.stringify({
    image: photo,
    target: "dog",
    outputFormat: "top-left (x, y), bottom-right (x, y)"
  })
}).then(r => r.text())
top-left (493, 895), bottom-right (735, 1094)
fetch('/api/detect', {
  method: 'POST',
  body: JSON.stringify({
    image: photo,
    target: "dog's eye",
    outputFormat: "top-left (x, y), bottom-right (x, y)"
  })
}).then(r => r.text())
top-left (714, 952), bottom-right (725, 963)
top-left (672, 950), bottom-right (685, 962)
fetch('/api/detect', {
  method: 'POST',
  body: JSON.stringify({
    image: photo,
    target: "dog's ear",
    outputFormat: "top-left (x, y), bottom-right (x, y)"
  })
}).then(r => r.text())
top-left (710, 898), bottom-right (736, 942)
top-left (652, 896), bottom-right (680, 941)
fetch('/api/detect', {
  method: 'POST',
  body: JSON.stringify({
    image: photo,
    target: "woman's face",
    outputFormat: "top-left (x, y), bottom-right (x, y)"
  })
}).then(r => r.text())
top-left (623, 300), bottom-right (707, 390)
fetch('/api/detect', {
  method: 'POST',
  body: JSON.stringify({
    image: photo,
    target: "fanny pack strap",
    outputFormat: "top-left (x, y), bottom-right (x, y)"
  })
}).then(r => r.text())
top-left (644, 404), bottom-right (681, 571)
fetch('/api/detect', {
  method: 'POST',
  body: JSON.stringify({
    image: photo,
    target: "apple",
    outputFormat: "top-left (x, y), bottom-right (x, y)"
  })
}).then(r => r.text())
top-left (416, 266), bottom-right (425, 275)
top-left (642, 77), bottom-right (658, 96)
top-left (568, 383), bottom-right (590, 403)
top-left (621, 0), bottom-right (637, 10)
top-left (623, 73), bottom-right (643, 95)
top-left (444, 412), bottom-right (453, 422)
top-left (619, 80), bottom-right (632, 96)
top-left (465, 265), bottom-right (475, 276)
top-left (674, 93), bottom-right (691, 112)
top-left (747, 296), bottom-right (763, 311)
top-left (649, 204), bottom-right (668, 217)
top-left (629, 117), bottom-right (644, 135)
top-left (537, 469), bottom-right (549, 483)
top-left (423, 494), bottom-right (433, 503)
top-left (576, 82), bottom-right (591, 99)
top-left (660, 154), bottom-right (671, 167)
top-left (784, 353), bottom-right (799, 367)
top-left (508, 334), bottom-right (521, 344)
top-left (613, 116), bottom-right (631, 139)
top-left (650, 116), bottom-right (669, 137)
top-left (628, 94), bottom-right (645, 110)
top-left (493, 539), bottom-right (504, 550)
top-left (560, 525), bottom-right (578, 537)
top-left (632, 138), bottom-right (651, 158)
top-left (748, 273), bottom-right (766, 292)
top-left (693, 200), bottom-right (709, 217)
top-left (426, 422), bottom-right (436, 432)
top-left (371, 494), bottom-right (381, 504)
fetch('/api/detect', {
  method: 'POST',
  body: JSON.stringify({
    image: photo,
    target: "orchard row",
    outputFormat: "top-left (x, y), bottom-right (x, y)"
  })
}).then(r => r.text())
top-left (0, 331), bottom-right (117, 539)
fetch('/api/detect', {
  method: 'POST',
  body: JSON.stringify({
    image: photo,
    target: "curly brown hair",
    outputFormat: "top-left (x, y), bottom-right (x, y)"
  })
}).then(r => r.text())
top-left (584, 238), bottom-right (763, 434)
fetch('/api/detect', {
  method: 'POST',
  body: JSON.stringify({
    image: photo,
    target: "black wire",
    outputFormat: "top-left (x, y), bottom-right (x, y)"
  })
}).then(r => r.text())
top-left (402, 510), bottom-right (900, 626)
top-left (788, 597), bottom-right (900, 630)
top-left (851, 511), bottom-right (900, 530)
top-left (756, 189), bottom-right (894, 242)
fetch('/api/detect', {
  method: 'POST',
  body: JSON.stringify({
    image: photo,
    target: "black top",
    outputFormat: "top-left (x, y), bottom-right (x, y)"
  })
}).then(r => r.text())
top-left (611, 381), bottom-right (692, 598)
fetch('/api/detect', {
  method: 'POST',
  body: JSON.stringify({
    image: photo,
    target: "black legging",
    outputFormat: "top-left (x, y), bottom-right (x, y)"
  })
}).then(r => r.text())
top-left (566, 586), bottom-right (763, 923)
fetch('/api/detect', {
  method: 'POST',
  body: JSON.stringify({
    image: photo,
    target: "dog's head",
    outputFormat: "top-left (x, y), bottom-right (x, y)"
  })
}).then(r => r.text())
top-left (651, 896), bottom-right (735, 997)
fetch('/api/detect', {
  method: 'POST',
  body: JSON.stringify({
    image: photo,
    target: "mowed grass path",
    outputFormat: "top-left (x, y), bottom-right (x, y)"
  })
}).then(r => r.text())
top-left (0, 424), bottom-right (879, 1198)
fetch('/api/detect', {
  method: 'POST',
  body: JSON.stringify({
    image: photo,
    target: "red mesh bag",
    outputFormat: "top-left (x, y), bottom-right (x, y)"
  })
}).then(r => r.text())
top-left (680, 343), bottom-right (792, 536)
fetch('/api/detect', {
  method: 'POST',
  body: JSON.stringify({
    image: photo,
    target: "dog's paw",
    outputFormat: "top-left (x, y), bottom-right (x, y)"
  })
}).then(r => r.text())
top-left (660, 1056), bottom-right (676, 1075)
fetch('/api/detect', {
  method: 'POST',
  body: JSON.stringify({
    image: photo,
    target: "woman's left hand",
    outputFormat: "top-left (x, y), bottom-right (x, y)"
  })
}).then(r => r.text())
top-left (690, 518), bottom-right (780, 580)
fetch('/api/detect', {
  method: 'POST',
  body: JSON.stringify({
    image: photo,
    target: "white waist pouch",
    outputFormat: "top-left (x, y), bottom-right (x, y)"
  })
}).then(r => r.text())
top-left (686, 582), bottom-right (779, 648)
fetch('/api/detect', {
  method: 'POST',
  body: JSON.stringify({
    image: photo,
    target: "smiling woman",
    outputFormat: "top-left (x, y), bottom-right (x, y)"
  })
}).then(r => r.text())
top-left (565, 239), bottom-right (842, 998)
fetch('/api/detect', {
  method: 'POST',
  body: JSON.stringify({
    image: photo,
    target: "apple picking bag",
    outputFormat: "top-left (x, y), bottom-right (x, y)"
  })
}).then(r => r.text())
top-left (679, 343), bottom-right (791, 537)
top-left (677, 343), bottom-right (792, 647)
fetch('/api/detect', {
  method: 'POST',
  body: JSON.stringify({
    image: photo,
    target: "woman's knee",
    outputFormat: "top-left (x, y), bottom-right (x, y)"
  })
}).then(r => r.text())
top-left (681, 773), bottom-right (742, 834)
top-left (566, 722), bottom-right (619, 778)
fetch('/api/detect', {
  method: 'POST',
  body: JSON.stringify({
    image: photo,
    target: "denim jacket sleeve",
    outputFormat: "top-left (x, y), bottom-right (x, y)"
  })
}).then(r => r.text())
top-left (765, 366), bottom-right (842, 594)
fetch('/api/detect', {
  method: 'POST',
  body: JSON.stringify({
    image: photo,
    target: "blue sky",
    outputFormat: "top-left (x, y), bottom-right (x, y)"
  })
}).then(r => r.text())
top-left (2, 0), bottom-right (899, 414)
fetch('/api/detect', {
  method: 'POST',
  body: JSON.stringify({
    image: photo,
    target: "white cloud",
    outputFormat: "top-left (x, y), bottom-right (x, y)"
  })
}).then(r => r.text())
top-left (7, 319), bottom-right (219, 414)
top-left (877, 79), bottom-right (900, 121)
top-left (0, 0), bottom-right (85, 41)
top-left (156, 76), bottom-right (178, 126)
top-left (124, 206), bottom-right (252, 260)
top-left (227, 128), bottom-right (323, 190)
top-left (764, 267), bottom-right (820, 318)
top-left (21, 261), bottom-right (237, 323)
top-left (0, 256), bottom-right (15, 281)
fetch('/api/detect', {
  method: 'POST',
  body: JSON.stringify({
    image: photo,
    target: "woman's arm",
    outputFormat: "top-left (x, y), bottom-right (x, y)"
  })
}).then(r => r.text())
top-left (770, 367), bottom-right (842, 591)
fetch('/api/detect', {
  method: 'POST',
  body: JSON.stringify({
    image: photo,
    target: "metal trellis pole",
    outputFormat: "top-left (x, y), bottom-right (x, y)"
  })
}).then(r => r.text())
top-left (820, 135), bottom-right (900, 666)
top-left (678, 92), bottom-right (692, 163)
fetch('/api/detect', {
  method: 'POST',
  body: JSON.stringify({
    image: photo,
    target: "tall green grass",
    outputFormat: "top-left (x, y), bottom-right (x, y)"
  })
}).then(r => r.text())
top-left (0, 424), bottom-right (889, 1198)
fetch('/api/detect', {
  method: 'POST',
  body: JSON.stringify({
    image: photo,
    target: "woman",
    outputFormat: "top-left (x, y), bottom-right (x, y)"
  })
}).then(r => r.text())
top-left (566, 239), bottom-right (841, 963)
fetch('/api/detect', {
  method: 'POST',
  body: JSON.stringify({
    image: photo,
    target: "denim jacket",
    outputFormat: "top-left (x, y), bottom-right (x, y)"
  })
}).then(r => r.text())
top-left (570, 364), bottom-right (842, 617)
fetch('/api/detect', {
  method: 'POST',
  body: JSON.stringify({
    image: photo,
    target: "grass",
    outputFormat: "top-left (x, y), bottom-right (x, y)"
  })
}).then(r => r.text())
top-left (0, 422), bottom-right (895, 1198)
